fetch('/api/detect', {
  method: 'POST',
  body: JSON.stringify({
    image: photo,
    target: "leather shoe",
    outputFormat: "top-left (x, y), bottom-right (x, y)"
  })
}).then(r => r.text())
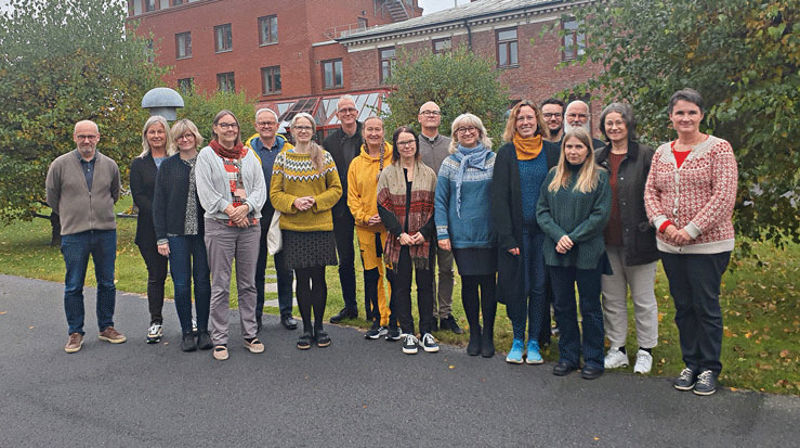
top-left (581, 365), bottom-right (604, 380)
top-left (441, 315), bottom-right (464, 335)
top-left (281, 315), bottom-right (298, 330)
top-left (330, 308), bottom-right (357, 323)
top-left (553, 361), bottom-right (577, 376)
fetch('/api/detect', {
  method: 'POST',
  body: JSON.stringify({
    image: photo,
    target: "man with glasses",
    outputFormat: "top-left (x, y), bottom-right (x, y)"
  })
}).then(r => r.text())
top-left (540, 98), bottom-right (565, 143)
top-left (247, 108), bottom-right (297, 332)
top-left (417, 101), bottom-right (463, 334)
top-left (46, 120), bottom-right (126, 353)
top-left (564, 100), bottom-right (605, 150)
top-left (324, 95), bottom-right (363, 323)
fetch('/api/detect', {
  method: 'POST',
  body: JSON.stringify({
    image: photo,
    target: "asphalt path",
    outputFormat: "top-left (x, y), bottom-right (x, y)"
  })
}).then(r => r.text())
top-left (1, 274), bottom-right (798, 447)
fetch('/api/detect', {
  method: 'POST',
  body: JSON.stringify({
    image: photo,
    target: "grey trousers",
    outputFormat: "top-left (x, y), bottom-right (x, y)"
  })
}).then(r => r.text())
top-left (432, 245), bottom-right (455, 319)
top-left (601, 245), bottom-right (659, 350)
top-left (204, 219), bottom-right (260, 346)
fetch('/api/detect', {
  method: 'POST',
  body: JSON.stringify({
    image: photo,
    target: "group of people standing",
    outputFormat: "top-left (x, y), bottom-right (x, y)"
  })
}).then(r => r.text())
top-left (46, 88), bottom-right (737, 396)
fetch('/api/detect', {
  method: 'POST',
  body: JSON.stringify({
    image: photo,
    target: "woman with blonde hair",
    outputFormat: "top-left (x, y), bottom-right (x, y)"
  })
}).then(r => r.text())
top-left (270, 113), bottom-right (342, 350)
top-left (196, 110), bottom-right (267, 360)
top-left (492, 100), bottom-right (560, 365)
top-left (152, 119), bottom-right (212, 352)
top-left (536, 127), bottom-right (611, 379)
top-left (435, 113), bottom-right (497, 357)
top-left (130, 115), bottom-right (171, 343)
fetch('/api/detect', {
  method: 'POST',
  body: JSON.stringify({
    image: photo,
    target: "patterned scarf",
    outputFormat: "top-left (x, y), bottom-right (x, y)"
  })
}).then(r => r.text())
top-left (455, 143), bottom-right (491, 218)
top-left (376, 160), bottom-right (437, 269)
top-left (210, 139), bottom-right (245, 159)
top-left (513, 133), bottom-right (543, 161)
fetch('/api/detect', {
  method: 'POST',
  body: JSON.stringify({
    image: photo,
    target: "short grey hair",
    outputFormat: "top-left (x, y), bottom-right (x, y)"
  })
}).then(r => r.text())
top-left (255, 107), bottom-right (279, 122)
top-left (599, 102), bottom-right (637, 142)
top-left (336, 95), bottom-right (357, 111)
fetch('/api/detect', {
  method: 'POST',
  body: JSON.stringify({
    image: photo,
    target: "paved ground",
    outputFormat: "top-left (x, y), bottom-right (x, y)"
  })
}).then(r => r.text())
top-left (1, 274), bottom-right (799, 448)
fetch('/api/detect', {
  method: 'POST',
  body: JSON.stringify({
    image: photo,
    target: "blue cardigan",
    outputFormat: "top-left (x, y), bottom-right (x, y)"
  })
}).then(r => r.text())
top-left (434, 151), bottom-right (496, 249)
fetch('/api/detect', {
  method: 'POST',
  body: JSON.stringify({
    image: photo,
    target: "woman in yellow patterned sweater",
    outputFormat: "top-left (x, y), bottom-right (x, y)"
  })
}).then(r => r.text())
top-left (270, 113), bottom-right (342, 350)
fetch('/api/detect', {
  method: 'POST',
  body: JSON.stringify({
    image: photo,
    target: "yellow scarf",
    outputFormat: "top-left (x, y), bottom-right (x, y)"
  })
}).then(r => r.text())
top-left (513, 134), bottom-right (543, 161)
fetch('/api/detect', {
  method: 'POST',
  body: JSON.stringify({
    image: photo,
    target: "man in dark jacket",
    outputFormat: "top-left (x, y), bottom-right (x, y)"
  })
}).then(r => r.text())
top-left (323, 95), bottom-right (363, 323)
top-left (248, 107), bottom-right (297, 332)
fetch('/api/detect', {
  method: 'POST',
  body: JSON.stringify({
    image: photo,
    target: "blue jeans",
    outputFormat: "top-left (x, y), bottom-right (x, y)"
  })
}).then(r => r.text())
top-left (549, 263), bottom-right (605, 370)
top-left (507, 229), bottom-right (547, 341)
top-left (60, 230), bottom-right (117, 335)
top-left (168, 235), bottom-right (211, 334)
top-left (256, 214), bottom-right (294, 320)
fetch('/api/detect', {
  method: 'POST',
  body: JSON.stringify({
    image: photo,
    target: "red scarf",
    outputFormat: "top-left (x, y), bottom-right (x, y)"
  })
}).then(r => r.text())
top-left (210, 140), bottom-right (245, 159)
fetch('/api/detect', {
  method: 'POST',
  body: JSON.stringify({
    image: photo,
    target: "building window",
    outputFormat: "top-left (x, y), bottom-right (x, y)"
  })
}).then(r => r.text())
top-left (433, 38), bottom-right (451, 54)
top-left (379, 47), bottom-right (395, 84)
top-left (175, 32), bottom-right (191, 59)
top-left (177, 78), bottom-right (193, 93)
top-left (217, 72), bottom-right (235, 92)
top-left (497, 28), bottom-right (518, 67)
top-left (261, 66), bottom-right (281, 95)
top-left (322, 59), bottom-right (343, 89)
top-left (258, 15), bottom-right (278, 45)
top-left (358, 17), bottom-right (368, 30)
top-left (172, 0), bottom-right (185, 5)
top-left (145, 0), bottom-right (157, 12)
top-left (214, 24), bottom-right (233, 53)
top-left (562, 19), bottom-right (585, 61)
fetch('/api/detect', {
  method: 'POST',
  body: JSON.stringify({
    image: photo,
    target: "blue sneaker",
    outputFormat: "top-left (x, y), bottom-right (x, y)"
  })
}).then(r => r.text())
top-left (526, 340), bottom-right (544, 365)
top-left (505, 339), bottom-right (524, 364)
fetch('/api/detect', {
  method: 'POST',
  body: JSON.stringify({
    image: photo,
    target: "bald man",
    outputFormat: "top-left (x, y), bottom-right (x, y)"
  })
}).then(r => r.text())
top-left (46, 120), bottom-right (126, 353)
top-left (563, 100), bottom-right (605, 150)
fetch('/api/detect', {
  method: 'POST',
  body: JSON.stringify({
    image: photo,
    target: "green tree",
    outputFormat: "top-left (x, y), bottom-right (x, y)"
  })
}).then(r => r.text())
top-left (563, 0), bottom-right (800, 251)
top-left (383, 47), bottom-right (510, 143)
top-left (176, 87), bottom-right (257, 146)
top-left (0, 0), bottom-right (165, 239)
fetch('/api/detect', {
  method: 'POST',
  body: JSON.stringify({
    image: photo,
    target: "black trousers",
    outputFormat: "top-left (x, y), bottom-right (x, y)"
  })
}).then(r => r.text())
top-left (392, 247), bottom-right (435, 335)
top-left (138, 242), bottom-right (168, 323)
top-left (661, 251), bottom-right (730, 375)
top-left (333, 213), bottom-right (357, 312)
top-left (461, 274), bottom-right (497, 336)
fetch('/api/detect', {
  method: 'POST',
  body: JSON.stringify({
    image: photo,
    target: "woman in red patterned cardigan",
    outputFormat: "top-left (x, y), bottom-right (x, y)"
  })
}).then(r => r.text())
top-left (644, 88), bottom-right (738, 396)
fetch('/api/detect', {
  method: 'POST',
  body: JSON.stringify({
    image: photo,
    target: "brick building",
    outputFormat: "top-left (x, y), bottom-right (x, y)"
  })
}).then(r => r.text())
top-left (129, 0), bottom-right (602, 134)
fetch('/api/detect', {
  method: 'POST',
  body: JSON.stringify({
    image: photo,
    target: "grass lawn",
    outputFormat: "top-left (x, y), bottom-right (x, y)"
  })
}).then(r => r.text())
top-left (1, 195), bottom-right (798, 395)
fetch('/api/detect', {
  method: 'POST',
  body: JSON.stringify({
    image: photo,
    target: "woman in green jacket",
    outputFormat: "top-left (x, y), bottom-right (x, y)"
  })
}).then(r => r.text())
top-left (536, 128), bottom-right (611, 380)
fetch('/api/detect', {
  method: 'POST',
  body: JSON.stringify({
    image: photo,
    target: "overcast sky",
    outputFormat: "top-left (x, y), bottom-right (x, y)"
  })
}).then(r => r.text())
top-left (420, 0), bottom-right (469, 15)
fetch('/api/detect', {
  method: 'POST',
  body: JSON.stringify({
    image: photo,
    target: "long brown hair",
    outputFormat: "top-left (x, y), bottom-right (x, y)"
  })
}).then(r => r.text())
top-left (502, 100), bottom-right (548, 142)
top-left (548, 128), bottom-right (601, 193)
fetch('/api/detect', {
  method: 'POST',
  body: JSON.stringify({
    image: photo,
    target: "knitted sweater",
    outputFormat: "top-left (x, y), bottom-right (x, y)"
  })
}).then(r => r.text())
top-left (644, 135), bottom-right (737, 254)
top-left (434, 150), bottom-right (496, 249)
top-left (195, 145), bottom-right (266, 221)
top-left (419, 133), bottom-right (451, 175)
top-left (536, 166), bottom-right (611, 269)
top-left (347, 142), bottom-right (393, 232)
top-left (45, 150), bottom-right (121, 235)
top-left (269, 148), bottom-right (342, 232)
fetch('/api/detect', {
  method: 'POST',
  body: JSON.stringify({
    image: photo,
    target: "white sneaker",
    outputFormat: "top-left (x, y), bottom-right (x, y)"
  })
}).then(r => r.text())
top-left (633, 349), bottom-right (653, 374)
top-left (402, 334), bottom-right (419, 355)
top-left (146, 322), bottom-right (163, 344)
top-left (421, 333), bottom-right (439, 353)
top-left (604, 347), bottom-right (629, 369)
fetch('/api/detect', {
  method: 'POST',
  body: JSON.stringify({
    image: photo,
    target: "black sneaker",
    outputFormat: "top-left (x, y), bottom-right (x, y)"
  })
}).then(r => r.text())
top-left (330, 308), bottom-right (357, 324)
top-left (693, 370), bottom-right (717, 396)
top-left (385, 327), bottom-right (402, 341)
top-left (365, 321), bottom-right (384, 340)
top-left (181, 332), bottom-right (197, 352)
top-left (673, 368), bottom-right (697, 391)
top-left (441, 315), bottom-right (464, 334)
top-left (402, 334), bottom-right (419, 355)
top-left (197, 330), bottom-right (213, 350)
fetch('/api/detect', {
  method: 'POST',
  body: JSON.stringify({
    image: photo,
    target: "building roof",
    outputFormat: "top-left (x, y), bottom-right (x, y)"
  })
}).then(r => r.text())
top-left (337, 0), bottom-right (576, 45)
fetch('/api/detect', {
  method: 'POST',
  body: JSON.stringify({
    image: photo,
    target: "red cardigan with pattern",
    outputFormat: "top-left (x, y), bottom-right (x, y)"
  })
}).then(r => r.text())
top-left (644, 135), bottom-right (738, 254)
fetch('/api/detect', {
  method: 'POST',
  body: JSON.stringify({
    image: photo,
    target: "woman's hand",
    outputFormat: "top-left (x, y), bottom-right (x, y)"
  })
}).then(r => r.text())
top-left (229, 204), bottom-right (249, 222)
top-left (293, 196), bottom-right (314, 211)
top-left (438, 238), bottom-right (451, 251)
top-left (665, 224), bottom-right (692, 245)
top-left (508, 247), bottom-right (520, 256)
top-left (368, 214), bottom-right (382, 226)
top-left (409, 232), bottom-right (425, 245)
top-left (157, 243), bottom-right (169, 257)
top-left (556, 235), bottom-right (573, 254)
top-left (399, 233), bottom-right (414, 246)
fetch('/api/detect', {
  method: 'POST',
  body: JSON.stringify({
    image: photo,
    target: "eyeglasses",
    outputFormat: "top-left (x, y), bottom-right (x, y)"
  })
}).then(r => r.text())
top-left (176, 133), bottom-right (195, 141)
top-left (455, 126), bottom-right (477, 134)
top-left (566, 113), bottom-right (589, 119)
top-left (543, 112), bottom-right (562, 119)
top-left (338, 107), bottom-right (357, 115)
top-left (256, 121), bottom-right (277, 127)
top-left (216, 122), bottom-right (239, 130)
top-left (293, 125), bottom-right (313, 131)
top-left (420, 111), bottom-right (441, 116)
top-left (396, 139), bottom-right (416, 147)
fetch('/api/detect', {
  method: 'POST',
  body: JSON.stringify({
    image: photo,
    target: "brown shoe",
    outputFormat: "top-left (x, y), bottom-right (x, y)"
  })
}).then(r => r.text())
top-left (65, 333), bottom-right (83, 353)
top-left (243, 337), bottom-right (265, 354)
top-left (213, 345), bottom-right (229, 361)
top-left (98, 326), bottom-right (127, 344)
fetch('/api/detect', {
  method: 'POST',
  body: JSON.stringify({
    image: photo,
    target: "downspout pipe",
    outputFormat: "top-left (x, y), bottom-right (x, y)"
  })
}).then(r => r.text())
top-left (463, 18), bottom-right (472, 51)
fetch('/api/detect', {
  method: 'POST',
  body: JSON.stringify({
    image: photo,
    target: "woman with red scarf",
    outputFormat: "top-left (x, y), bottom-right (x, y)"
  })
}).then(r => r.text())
top-left (196, 110), bottom-right (267, 361)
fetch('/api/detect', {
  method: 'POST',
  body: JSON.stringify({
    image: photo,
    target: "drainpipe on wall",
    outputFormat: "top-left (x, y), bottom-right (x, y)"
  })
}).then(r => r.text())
top-left (463, 19), bottom-right (472, 51)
